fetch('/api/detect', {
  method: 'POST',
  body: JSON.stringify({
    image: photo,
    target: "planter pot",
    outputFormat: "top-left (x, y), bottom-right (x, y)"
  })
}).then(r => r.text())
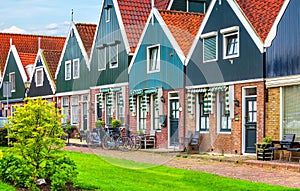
top-left (256, 143), bottom-right (273, 161)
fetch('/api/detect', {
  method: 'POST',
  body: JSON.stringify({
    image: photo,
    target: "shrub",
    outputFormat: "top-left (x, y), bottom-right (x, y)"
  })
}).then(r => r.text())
top-left (0, 98), bottom-right (78, 190)
top-left (95, 120), bottom-right (105, 128)
top-left (0, 128), bottom-right (7, 146)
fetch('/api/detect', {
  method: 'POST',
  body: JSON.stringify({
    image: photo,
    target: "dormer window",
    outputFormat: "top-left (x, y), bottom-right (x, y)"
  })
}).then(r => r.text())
top-left (220, 26), bottom-right (239, 59)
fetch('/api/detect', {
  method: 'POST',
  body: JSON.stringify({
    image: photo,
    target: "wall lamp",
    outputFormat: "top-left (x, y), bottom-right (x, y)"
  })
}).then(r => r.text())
top-left (234, 98), bottom-right (240, 107)
top-left (160, 96), bottom-right (165, 103)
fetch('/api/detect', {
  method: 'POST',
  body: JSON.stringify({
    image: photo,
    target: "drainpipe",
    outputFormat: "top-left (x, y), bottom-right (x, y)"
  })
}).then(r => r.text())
top-left (183, 60), bottom-right (187, 148)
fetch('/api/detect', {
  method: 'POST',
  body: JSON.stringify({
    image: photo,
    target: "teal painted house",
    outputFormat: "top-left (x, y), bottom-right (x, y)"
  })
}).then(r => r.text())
top-left (55, 22), bottom-right (96, 130)
top-left (185, 0), bottom-right (273, 154)
top-left (0, 34), bottom-right (65, 117)
top-left (128, 8), bottom-right (204, 148)
top-left (88, 0), bottom-right (171, 129)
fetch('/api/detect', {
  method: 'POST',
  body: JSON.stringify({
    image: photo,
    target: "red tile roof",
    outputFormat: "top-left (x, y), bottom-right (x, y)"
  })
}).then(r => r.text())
top-left (118, 0), bottom-right (170, 52)
top-left (0, 33), bottom-right (65, 75)
top-left (43, 50), bottom-right (63, 81)
top-left (235, 0), bottom-right (285, 43)
top-left (159, 10), bottom-right (205, 56)
top-left (75, 23), bottom-right (97, 57)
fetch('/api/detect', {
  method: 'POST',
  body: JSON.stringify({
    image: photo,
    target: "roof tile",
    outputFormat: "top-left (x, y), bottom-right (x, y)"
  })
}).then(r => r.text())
top-left (159, 10), bottom-right (205, 56)
top-left (75, 23), bottom-right (97, 58)
top-left (235, 0), bottom-right (285, 42)
top-left (43, 50), bottom-right (63, 80)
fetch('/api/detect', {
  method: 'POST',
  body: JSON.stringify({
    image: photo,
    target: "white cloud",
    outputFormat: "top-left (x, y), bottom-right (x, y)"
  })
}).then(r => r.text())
top-left (1, 26), bottom-right (26, 34)
top-left (46, 23), bottom-right (59, 30)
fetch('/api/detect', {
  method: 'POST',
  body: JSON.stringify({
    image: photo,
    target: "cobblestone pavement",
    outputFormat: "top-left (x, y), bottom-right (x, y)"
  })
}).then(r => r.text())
top-left (64, 146), bottom-right (300, 189)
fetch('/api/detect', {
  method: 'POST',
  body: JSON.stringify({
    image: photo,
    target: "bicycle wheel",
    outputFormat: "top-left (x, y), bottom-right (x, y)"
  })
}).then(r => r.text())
top-left (132, 136), bottom-right (141, 151)
top-left (118, 137), bottom-right (132, 152)
top-left (102, 134), bottom-right (114, 150)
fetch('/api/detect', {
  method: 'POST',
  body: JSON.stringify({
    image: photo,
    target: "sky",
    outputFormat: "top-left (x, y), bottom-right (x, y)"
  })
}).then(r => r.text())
top-left (0, 0), bottom-right (101, 37)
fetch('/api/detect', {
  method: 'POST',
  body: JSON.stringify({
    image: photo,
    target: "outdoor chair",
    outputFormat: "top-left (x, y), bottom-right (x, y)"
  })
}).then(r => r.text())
top-left (188, 131), bottom-right (200, 154)
top-left (269, 134), bottom-right (295, 160)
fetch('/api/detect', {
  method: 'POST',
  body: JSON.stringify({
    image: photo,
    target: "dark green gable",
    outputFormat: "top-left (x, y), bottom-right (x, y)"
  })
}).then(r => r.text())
top-left (0, 51), bottom-right (26, 100)
top-left (56, 28), bottom-right (91, 93)
top-left (129, 16), bottom-right (184, 91)
top-left (186, 0), bottom-right (263, 86)
top-left (89, 0), bottom-right (128, 87)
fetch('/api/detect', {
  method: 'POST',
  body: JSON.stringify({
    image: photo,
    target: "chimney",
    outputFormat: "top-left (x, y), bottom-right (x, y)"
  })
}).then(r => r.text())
top-left (38, 37), bottom-right (41, 50)
top-left (10, 38), bottom-right (12, 46)
top-left (151, 0), bottom-right (154, 8)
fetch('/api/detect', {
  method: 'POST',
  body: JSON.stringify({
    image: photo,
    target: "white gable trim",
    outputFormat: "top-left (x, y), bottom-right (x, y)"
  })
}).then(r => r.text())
top-left (185, 0), bottom-right (264, 65)
top-left (73, 24), bottom-right (90, 70)
top-left (264, 0), bottom-right (290, 47)
top-left (185, 0), bottom-right (216, 65)
top-left (128, 9), bottom-right (154, 73)
top-left (128, 8), bottom-right (186, 73)
top-left (0, 45), bottom-right (28, 89)
top-left (113, 0), bottom-right (131, 54)
top-left (55, 22), bottom-right (74, 79)
top-left (167, 0), bottom-right (174, 10)
top-left (32, 50), bottom-right (56, 94)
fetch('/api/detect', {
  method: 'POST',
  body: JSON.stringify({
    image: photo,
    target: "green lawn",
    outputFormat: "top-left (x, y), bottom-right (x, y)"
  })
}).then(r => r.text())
top-left (0, 149), bottom-right (297, 191)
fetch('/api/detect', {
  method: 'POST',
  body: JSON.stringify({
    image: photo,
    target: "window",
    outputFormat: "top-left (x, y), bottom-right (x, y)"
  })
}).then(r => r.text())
top-left (106, 93), bottom-right (114, 125)
top-left (35, 68), bottom-right (43, 87)
top-left (109, 45), bottom-right (118, 68)
top-left (138, 96), bottom-right (147, 131)
top-left (105, 5), bottom-right (112, 22)
top-left (283, 85), bottom-right (300, 140)
top-left (62, 97), bottom-right (69, 124)
top-left (147, 45), bottom-right (160, 73)
top-left (96, 94), bottom-right (103, 120)
top-left (219, 91), bottom-right (231, 132)
top-left (188, 0), bottom-right (206, 13)
top-left (221, 26), bottom-right (239, 59)
top-left (198, 93), bottom-right (209, 131)
top-left (116, 92), bottom-right (124, 123)
top-left (71, 96), bottom-right (79, 124)
top-left (65, 61), bottom-right (71, 80)
top-left (203, 34), bottom-right (217, 62)
top-left (9, 72), bottom-right (15, 92)
top-left (98, 48), bottom-right (106, 71)
top-left (152, 94), bottom-right (160, 130)
top-left (73, 59), bottom-right (80, 79)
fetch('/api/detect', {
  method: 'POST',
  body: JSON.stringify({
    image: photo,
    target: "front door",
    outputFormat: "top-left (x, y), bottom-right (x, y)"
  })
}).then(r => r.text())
top-left (245, 97), bottom-right (257, 153)
top-left (82, 102), bottom-right (88, 130)
top-left (169, 99), bottom-right (179, 146)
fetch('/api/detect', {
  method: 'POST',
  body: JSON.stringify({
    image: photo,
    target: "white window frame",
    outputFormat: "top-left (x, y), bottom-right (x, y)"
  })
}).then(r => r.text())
top-left (137, 95), bottom-right (147, 132)
top-left (65, 60), bottom-right (71, 80)
top-left (73, 58), bottom-right (80, 79)
top-left (201, 31), bottom-right (218, 63)
top-left (71, 96), bottom-right (79, 125)
top-left (9, 72), bottom-right (15, 92)
top-left (98, 48), bottom-right (106, 71)
top-left (217, 91), bottom-right (232, 134)
top-left (221, 26), bottom-right (239, 60)
top-left (106, 6), bottom-right (111, 22)
top-left (147, 44), bottom-right (160, 73)
top-left (62, 97), bottom-right (69, 124)
top-left (109, 44), bottom-right (118, 69)
top-left (35, 67), bottom-right (44, 87)
top-left (151, 94), bottom-right (160, 131)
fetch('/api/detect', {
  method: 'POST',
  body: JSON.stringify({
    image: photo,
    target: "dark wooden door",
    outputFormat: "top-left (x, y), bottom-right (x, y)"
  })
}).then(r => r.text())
top-left (169, 99), bottom-right (179, 146)
top-left (245, 97), bottom-right (257, 153)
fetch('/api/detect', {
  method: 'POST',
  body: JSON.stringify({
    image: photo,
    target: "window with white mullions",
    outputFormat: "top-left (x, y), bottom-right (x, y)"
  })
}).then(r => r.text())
top-left (109, 45), bottom-right (118, 68)
top-left (117, 92), bottom-right (124, 123)
top-left (35, 68), bottom-right (43, 87)
top-left (198, 93), bottom-right (209, 131)
top-left (247, 100), bottom-right (257, 123)
top-left (9, 72), bottom-right (15, 92)
top-left (73, 59), bottom-right (80, 79)
top-left (147, 45), bottom-right (160, 73)
top-left (139, 96), bottom-right (147, 130)
top-left (219, 91), bottom-right (231, 131)
top-left (152, 94), bottom-right (160, 130)
top-left (62, 97), bottom-right (69, 124)
top-left (65, 61), bottom-right (71, 80)
top-left (98, 47), bottom-right (106, 71)
top-left (71, 96), bottom-right (79, 124)
top-left (226, 34), bottom-right (238, 56)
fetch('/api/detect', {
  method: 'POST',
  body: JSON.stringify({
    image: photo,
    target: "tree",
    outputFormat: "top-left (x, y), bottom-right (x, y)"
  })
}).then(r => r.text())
top-left (0, 98), bottom-right (77, 190)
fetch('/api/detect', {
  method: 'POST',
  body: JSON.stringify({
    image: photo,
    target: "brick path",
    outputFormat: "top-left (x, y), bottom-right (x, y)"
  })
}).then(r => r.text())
top-left (64, 145), bottom-right (300, 188)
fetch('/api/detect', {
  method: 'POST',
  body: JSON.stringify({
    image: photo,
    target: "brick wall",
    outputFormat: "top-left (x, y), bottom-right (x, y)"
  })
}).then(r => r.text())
top-left (265, 87), bottom-right (280, 140)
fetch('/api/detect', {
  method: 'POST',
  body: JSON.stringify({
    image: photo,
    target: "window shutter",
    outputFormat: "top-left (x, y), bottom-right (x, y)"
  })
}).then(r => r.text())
top-left (187, 93), bottom-right (195, 114)
top-left (204, 36), bottom-right (216, 61)
top-left (98, 93), bottom-right (103, 108)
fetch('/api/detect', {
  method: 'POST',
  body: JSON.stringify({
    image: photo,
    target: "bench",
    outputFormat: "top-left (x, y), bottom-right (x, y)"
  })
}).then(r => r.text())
top-left (141, 132), bottom-right (156, 149)
top-left (188, 131), bottom-right (200, 154)
top-left (182, 131), bottom-right (193, 152)
top-left (269, 134), bottom-right (295, 160)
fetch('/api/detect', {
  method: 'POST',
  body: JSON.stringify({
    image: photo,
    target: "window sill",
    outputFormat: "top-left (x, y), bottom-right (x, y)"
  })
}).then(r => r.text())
top-left (223, 55), bottom-right (239, 60)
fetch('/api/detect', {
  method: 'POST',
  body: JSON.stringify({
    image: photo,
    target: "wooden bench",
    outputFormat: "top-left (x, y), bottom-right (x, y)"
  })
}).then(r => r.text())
top-left (270, 134), bottom-right (295, 160)
top-left (188, 131), bottom-right (200, 154)
top-left (182, 131), bottom-right (193, 152)
top-left (141, 133), bottom-right (156, 149)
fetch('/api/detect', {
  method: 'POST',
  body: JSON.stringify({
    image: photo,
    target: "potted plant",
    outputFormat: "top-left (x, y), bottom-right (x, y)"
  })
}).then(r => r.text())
top-left (64, 121), bottom-right (76, 144)
top-left (138, 129), bottom-right (145, 136)
top-left (256, 137), bottom-right (273, 161)
top-left (111, 119), bottom-right (122, 128)
top-left (95, 120), bottom-right (105, 129)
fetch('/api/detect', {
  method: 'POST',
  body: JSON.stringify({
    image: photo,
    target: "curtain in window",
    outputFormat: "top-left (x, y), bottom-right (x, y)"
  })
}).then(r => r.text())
top-left (150, 47), bottom-right (158, 71)
top-left (204, 36), bottom-right (216, 61)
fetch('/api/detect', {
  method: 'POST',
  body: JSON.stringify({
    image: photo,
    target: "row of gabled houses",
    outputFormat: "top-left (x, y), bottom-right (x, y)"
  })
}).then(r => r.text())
top-left (0, 0), bottom-right (299, 155)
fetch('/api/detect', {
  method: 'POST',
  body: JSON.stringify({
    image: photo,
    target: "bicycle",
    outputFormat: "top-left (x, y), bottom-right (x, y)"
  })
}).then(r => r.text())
top-left (118, 132), bottom-right (142, 152)
top-left (102, 127), bottom-right (121, 150)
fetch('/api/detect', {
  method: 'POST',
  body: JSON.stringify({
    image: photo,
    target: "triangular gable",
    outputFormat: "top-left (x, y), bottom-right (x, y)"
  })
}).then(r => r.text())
top-left (186, 0), bottom-right (265, 65)
top-left (129, 8), bottom-right (201, 73)
top-left (55, 22), bottom-right (91, 79)
top-left (31, 49), bottom-right (56, 94)
top-left (76, 23), bottom-right (97, 58)
top-left (0, 45), bottom-right (28, 88)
